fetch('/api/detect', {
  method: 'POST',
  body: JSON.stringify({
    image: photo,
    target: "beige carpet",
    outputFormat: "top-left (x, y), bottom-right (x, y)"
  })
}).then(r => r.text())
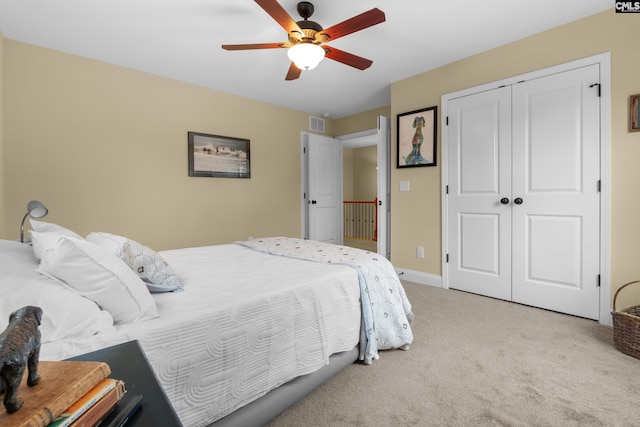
top-left (268, 281), bottom-right (640, 426)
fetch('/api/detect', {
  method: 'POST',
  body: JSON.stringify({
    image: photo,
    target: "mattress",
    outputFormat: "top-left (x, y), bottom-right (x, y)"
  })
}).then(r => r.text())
top-left (40, 244), bottom-right (361, 427)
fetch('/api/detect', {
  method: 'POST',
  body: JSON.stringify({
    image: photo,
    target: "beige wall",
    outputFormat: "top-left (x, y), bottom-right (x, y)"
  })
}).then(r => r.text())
top-left (353, 145), bottom-right (377, 201)
top-left (4, 10), bottom-right (639, 310)
top-left (343, 145), bottom-right (378, 202)
top-left (337, 105), bottom-right (391, 205)
top-left (390, 10), bottom-right (640, 304)
top-left (0, 30), bottom-right (5, 238)
top-left (2, 40), bottom-right (321, 250)
top-left (334, 105), bottom-right (390, 136)
top-left (342, 147), bottom-right (354, 200)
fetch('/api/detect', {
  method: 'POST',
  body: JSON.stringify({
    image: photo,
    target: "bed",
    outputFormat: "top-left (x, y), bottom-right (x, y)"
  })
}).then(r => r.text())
top-left (0, 221), bottom-right (414, 427)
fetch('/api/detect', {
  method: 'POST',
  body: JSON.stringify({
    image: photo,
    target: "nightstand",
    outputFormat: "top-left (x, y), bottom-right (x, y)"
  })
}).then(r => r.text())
top-left (67, 340), bottom-right (182, 427)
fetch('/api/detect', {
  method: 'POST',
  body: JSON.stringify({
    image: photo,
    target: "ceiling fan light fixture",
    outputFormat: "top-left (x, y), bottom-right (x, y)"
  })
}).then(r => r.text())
top-left (287, 43), bottom-right (325, 71)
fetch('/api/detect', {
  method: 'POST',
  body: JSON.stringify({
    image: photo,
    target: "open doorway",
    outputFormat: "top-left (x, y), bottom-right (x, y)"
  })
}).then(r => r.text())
top-left (338, 115), bottom-right (390, 258)
top-left (342, 136), bottom-right (378, 252)
top-left (302, 116), bottom-right (390, 258)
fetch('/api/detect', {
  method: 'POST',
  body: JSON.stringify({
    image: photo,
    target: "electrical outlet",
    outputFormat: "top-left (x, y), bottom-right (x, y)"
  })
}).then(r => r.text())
top-left (416, 246), bottom-right (424, 258)
top-left (248, 236), bottom-right (254, 240)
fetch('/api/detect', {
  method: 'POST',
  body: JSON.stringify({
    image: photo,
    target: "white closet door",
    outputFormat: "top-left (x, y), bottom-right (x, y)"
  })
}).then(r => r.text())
top-left (447, 86), bottom-right (512, 300)
top-left (446, 64), bottom-right (601, 320)
top-left (511, 65), bottom-right (601, 319)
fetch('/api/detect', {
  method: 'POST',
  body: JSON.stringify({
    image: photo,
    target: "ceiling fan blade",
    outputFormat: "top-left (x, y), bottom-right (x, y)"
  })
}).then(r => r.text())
top-left (254, 0), bottom-right (302, 34)
top-left (324, 46), bottom-right (373, 70)
top-left (222, 42), bottom-right (286, 51)
top-left (285, 62), bottom-right (302, 81)
top-left (319, 8), bottom-right (385, 42)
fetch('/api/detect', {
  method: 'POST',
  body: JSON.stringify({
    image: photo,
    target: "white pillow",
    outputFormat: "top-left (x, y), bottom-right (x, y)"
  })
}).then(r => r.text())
top-left (2, 279), bottom-right (115, 343)
top-left (0, 239), bottom-right (115, 342)
top-left (87, 232), bottom-right (182, 293)
top-left (30, 219), bottom-right (83, 260)
top-left (0, 239), bottom-right (38, 275)
top-left (85, 231), bottom-right (126, 255)
top-left (37, 237), bottom-right (158, 324)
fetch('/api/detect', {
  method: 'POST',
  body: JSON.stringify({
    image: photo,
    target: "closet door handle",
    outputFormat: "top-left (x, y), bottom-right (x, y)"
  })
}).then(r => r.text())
top-left (514, 197), bottom-right (524, 205)
top-left (500, 198), bottom-right (510, 205)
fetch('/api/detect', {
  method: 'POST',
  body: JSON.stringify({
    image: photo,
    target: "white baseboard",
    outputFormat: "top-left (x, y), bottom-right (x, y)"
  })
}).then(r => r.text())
top-left (394, 268), bottom-right (442, 288)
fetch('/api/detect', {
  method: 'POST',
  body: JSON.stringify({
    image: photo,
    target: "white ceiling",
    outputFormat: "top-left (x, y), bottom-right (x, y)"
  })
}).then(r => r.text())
top-left (0, 0), bottom-right (611, 119)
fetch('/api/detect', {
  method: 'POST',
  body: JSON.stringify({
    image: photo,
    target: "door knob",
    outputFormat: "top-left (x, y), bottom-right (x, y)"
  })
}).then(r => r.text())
top-left (500, 198), bottom-right (510, 205)
top-left (514, 197), bottom-right (523, 205)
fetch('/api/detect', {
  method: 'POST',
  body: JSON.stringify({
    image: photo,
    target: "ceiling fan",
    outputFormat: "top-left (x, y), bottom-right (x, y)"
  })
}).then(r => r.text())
top-left (222, 0), bottom-right (386, 81)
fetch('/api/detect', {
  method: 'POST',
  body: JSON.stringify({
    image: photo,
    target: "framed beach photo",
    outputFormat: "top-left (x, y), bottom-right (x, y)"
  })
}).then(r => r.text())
top-left (630, 94), bottom-right (640, 132)
top-left (188, 132), bottom-right (251, 178)
top-left (397, 106), bottom-right (437, 168)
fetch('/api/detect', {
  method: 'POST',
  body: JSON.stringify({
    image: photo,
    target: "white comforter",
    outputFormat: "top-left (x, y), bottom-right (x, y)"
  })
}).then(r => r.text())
top-left (39, 244), bottom-right (361, 427)
top-left (5, 236), bottom-right (413, 426)
top-left (235, 237), bottom-right (415, 364)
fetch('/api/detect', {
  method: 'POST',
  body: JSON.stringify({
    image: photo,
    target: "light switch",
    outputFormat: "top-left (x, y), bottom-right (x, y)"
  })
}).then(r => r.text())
top-left (400, 181), bottom-right (410, 192)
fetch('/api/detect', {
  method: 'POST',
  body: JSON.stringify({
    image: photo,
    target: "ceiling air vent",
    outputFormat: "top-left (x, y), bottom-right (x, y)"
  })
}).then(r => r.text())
top-left (309, 116), bottom-right (325, 133)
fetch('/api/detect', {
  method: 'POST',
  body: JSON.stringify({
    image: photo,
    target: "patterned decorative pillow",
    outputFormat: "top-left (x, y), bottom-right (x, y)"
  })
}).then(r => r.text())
top-left (86, 231), bottom-right (182, 293)
top-left (121, 240), bottom-right (183, 293)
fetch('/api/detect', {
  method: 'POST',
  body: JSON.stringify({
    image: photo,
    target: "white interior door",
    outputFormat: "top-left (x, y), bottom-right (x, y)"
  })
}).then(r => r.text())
top-left (511, 65), bottom-right (601, 319)
top-left (305, 133), bottom-right (342, 244)
top-left (377, 115), bottom-right (391, 259)
top-left (446, 86), bottom-right (512, 300)
top-left (445, 64), bottom-right (601, 320)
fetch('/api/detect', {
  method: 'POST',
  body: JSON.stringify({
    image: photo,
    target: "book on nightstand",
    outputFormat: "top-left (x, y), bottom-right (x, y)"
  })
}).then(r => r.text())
top-left (0, 361), bottom-right (111, 427)
top-left (100, 394), bottom-right (142, 427)
top-left (48, 378), bottom-right (126, 427)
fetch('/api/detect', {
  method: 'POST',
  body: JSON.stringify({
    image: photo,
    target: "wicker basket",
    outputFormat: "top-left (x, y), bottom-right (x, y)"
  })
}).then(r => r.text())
top-left (612, 280), bottom-right (640, 359)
